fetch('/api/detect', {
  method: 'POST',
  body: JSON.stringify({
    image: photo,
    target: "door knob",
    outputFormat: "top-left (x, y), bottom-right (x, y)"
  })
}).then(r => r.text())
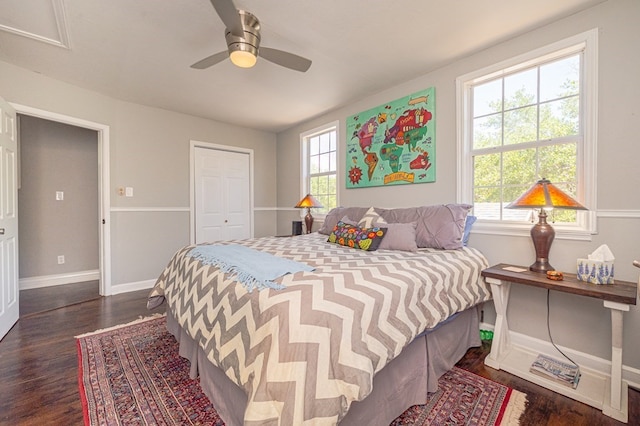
top-left (224, 220), bottom-right (228, 223)
top-left (0, 228), bottom-right (4, 235)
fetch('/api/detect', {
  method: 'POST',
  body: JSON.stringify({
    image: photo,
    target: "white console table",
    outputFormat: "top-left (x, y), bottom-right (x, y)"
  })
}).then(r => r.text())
top-left (481, 264), bottom-right (637, 423)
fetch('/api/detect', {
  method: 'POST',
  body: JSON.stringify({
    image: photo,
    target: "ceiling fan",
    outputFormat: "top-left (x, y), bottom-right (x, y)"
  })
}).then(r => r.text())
top-left (191, 0), bottom-right (312, 72)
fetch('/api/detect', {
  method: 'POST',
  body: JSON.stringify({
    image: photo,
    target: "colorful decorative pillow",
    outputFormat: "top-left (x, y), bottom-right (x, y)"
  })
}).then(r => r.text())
top-left (318, 207), bottom-right (370, 235)
top-left (358, 207), bottom-right (387, 228)
top-left (327, 221), bottom-right (387, 251)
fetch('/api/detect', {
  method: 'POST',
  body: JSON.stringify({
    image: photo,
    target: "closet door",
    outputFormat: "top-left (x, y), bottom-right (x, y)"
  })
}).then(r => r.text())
top-left (194, 147), bottom-right (251, 244)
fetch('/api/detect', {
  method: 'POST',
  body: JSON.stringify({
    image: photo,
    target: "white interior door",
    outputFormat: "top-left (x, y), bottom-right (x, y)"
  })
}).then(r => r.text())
top-left (195, 147), bottom-right (251, 244)
top-left (0, 97), bottom-right (18, 340)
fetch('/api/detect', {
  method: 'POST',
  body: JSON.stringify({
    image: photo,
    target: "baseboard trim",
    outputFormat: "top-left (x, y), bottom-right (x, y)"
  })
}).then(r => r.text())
top-left (19, 270), bottom-right (100, 290)
top-left (479, 322), bottom-right (640, 391)
top-left (109, 279), bottom-right (156, 295)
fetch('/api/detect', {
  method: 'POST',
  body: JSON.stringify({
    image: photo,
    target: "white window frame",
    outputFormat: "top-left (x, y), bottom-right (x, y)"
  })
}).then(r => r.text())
top-left (456, 29), bottom-right (598, 241)
top-left (300, 120), bottom-right (339, 219)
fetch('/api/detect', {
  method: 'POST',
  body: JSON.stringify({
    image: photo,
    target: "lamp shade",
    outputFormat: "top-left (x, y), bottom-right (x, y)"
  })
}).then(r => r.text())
top-left (295, 194), bottom-right (324, 209)
top-left (506, 178), bottom-right (586, 210)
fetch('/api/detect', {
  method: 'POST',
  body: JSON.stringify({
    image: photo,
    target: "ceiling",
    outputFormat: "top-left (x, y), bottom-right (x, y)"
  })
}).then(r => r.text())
top-left (0, 0), bottom-right (606, 133)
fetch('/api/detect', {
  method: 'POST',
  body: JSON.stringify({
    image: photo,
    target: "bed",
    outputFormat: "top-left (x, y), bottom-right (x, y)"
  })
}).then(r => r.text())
top-left (148, 205), bottom-right (491, 425)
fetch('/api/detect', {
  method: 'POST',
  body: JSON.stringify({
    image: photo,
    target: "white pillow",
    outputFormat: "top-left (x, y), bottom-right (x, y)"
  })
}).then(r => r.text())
top-left (358, 207), bottom-right (386, 228)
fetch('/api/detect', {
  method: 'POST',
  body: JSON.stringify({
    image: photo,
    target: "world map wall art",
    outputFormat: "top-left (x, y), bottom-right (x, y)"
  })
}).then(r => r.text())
top-left (346, 87), bottom-right (435, 188)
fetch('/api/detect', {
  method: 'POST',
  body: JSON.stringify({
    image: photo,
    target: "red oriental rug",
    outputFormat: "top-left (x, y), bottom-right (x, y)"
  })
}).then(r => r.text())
top-left (77, 315), bottom-right (526, 425)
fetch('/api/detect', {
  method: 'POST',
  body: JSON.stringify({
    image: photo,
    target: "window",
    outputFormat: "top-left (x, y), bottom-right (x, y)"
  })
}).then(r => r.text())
top-left (301, 121), bottom-right (339, 216)
top-left (457, 30), bottom-right (597, 238)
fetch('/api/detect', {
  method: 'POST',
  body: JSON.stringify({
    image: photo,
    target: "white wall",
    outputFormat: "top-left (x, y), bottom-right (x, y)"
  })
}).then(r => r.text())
top-left (276, 0), bottom-right (640, 375)
top-left (0, 60), bottom-right (278, 293)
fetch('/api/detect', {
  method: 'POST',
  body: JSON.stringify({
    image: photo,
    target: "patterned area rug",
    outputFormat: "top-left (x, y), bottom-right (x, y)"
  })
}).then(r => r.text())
top-left (77, 315), bottom-right (526, 425)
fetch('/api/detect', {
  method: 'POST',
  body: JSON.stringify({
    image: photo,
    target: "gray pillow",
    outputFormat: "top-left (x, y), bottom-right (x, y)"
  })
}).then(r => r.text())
top-left (318, 207), bottom-right (370, 235)
top-left (340, 215), bottom-right (358, 226)
top-left (376, 204), bottom-right (471, 250)
top-left (376, 222), bottom-right (418, 252)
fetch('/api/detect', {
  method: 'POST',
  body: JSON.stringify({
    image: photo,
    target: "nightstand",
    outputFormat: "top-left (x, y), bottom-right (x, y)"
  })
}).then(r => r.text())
top-left (481, 264), bottom-right (637, 423)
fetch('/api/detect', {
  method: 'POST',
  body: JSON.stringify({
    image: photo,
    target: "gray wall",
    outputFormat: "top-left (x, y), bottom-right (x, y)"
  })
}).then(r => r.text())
top-left (276, 0), bottom-right (640, 372)
top-left (107, 102), bottom-right (278, 286)
top-left (0, 60), bottom-right (278, 293)
top-left (18, 115), bottom-right (99, 278)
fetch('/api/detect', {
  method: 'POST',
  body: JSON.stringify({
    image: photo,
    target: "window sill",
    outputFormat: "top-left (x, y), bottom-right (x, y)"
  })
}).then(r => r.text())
top-left (472, 221), bottom-right (593, 242)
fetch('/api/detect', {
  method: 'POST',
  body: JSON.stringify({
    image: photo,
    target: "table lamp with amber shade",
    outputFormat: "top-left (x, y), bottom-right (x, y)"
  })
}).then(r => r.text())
top-left (506, 178), bottom-right (587, 273)
top-left (295, 194), bottom-right (324, 234)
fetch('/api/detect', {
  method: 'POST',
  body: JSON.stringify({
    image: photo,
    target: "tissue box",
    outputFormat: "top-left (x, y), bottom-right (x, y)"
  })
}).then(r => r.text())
top-left (577, 259), bottom-right (614, 284)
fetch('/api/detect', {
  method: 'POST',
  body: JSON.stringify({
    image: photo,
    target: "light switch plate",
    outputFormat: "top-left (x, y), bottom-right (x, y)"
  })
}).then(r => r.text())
top-left (56, 191), bottom-right (64, 201)
top-left (125, 187), bottom-right (134, 197)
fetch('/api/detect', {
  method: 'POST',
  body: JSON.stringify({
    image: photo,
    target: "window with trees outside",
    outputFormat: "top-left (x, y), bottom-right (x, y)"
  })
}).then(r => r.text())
top-left (457, 30), bottom-right (597, 238)
top-left (301, 121), bottom-right (338, 216)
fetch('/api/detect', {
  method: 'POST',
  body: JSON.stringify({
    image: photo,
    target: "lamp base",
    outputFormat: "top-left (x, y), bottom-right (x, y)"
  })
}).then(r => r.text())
top-left (304, 208), bottom-right (314, 234)
top-left (529, 209), bottom-right (556, 274)
top-left (529, 260), bottom-right (555, 273)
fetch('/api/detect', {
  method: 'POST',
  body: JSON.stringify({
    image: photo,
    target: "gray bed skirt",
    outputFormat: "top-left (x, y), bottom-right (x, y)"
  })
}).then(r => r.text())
top-left (166, 305), bottom-right (482, 425)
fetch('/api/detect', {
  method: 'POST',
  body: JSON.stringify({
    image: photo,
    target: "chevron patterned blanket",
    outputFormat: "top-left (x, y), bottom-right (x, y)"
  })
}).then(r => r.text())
top-left (148, 233), bottom-right (491, 425)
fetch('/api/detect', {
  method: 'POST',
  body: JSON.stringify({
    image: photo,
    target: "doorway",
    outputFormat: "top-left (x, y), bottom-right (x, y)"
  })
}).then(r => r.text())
top-left (12, 103), bottom-right (111, 297)
top-left (18, 115), bottom-right (100, 314)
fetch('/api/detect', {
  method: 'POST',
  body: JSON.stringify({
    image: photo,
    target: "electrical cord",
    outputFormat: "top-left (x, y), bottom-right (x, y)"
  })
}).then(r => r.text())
top-left (546, 289), bottom-right (579, 368)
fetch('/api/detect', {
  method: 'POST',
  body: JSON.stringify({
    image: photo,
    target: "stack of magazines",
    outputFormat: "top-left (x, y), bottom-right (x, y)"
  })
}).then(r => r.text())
top-left (530, 354), bottom-right (581, 389)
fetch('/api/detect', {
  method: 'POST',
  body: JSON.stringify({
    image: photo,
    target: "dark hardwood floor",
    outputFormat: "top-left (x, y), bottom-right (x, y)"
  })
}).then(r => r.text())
top-left (19, 281), bottom-right (100, 317)
top-left (0, 289), bottom-right (637, 425)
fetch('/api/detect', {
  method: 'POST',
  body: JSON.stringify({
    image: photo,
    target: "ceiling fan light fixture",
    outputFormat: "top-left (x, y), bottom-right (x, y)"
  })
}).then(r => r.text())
top-left (225, 11), bottom-right (260, 69)
top-left (192, 2), bottom-right (312, 72)
top-left (229, 49), bottom-right (257, 68)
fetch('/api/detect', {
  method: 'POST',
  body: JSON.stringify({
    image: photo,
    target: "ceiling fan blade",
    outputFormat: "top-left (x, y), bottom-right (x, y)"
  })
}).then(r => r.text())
top-left (209, 0), bottom-right (243, 37)
top-left (259, 47), bottom-right (312, 72)
top-left (191, 51), bottom-right (229, 69)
